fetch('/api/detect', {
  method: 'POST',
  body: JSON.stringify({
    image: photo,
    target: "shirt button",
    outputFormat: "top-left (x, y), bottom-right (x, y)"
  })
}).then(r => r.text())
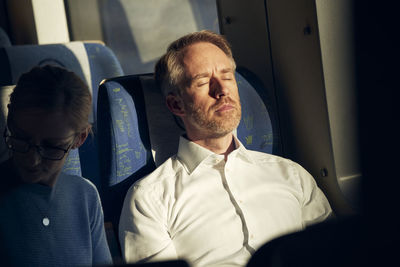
top-left (250, 234), bottom-right (254, 239)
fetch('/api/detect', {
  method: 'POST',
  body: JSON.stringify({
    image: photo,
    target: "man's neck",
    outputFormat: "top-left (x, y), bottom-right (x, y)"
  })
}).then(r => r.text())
top-left (187, 133), bottom-right (235, 160)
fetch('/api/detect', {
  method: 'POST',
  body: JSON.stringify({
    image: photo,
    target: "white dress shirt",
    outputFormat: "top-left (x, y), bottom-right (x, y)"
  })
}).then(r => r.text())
top-left (119, 136), bottom-right (332, 266)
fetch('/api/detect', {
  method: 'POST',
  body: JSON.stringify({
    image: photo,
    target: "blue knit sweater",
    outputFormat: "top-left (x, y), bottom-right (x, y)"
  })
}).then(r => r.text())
top-left (0, 160), bottom-right (112, 266)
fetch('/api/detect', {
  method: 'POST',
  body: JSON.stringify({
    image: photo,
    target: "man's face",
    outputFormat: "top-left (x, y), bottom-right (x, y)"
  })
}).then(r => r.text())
top-left (180, 42), bottom-right (241, 139)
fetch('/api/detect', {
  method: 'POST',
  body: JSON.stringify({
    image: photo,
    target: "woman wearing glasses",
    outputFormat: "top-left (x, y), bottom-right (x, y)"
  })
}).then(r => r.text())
top-left (0, 65), bottom-right (112, 266)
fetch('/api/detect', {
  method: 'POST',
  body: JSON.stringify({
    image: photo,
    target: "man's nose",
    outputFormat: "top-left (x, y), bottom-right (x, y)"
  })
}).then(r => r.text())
top-left (211, 78), bottom-right (230, 99)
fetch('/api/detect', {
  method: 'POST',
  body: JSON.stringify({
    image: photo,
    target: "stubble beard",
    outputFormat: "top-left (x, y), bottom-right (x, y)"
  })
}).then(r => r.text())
top-left (184, 98), bottom-right (242, 138)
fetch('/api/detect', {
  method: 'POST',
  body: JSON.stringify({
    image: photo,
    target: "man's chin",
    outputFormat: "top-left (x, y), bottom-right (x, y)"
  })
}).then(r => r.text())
top-left (207, 123), bottom-right (239, 138)
top-left (188, 108), bottom-right (241, 138)
top-left (213, 119), bottom-right (241, 137)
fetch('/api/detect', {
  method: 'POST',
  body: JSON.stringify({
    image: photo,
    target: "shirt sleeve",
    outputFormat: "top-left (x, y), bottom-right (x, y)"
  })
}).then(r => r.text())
top-left (90, 189), bottom-right (113, 265)
top-left (119, 184), bottom-right (178, 263)
top-left (293, 162), bottom-right (333, 227)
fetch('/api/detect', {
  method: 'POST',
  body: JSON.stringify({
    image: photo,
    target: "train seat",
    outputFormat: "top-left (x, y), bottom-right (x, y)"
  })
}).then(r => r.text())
top-left (97, 75), bottom-right (157, 232)
top-left (96, 70), bottom-right (277, 237)
top-left (0, 41), bottom-right (124, 187)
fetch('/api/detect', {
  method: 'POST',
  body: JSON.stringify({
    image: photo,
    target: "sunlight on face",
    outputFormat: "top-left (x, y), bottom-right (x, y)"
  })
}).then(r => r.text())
top-left (181, 42), bottom-right (241, 138)
top-left (183, 95), bottom-right (241, 138)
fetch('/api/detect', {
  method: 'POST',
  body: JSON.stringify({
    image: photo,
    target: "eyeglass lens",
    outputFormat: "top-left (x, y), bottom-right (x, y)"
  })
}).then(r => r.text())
top-left (6, 136), bottom-right (67, 160)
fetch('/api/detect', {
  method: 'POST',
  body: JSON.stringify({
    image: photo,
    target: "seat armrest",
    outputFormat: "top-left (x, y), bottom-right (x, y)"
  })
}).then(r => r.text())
top-left (104, 221), bottom-right (123, 265)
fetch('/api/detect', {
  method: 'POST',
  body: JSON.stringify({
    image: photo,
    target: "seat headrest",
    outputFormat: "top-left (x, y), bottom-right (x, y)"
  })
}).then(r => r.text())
top-left (140, 75), bottom-right (185, 166)
top-left (236, 71), bottom-right (275, 154)
top-left (98, 75), bottom-right (156, 225)
top-left (98, 76), bottom-right (154, 186)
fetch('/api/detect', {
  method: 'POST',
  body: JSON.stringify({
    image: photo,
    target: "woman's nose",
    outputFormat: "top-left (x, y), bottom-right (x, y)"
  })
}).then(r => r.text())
top-left (24, 146), bottom-right (42, 166)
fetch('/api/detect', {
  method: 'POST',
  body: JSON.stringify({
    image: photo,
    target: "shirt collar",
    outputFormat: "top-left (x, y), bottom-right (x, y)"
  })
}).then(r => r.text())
top-left (229, 136), bottom-right (255, 164)
top-left (177, 135), bottom-right (255, 174)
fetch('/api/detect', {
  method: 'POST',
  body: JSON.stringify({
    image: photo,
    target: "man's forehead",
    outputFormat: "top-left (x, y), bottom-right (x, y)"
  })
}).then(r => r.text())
top-left (183, 42), bottom-right (227, 59)
top-left (182, 43), bottom-right (234, 76)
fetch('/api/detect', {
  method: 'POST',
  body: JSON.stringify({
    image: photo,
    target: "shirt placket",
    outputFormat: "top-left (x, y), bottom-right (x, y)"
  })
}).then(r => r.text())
top-left (215, 156), bottom-right (256, 255)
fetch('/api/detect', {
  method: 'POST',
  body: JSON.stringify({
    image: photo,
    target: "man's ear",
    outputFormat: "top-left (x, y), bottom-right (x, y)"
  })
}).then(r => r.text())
top-left (72, 127), bottom-right (90, 149)
top-left (166, 94), bottom-right (185, 117)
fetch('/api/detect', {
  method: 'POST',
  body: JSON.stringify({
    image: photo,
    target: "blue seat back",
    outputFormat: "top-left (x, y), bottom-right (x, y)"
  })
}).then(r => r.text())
top-left (235, 69), bottom-right (280, 154)
top-left (98, 75), bottom-right (155, 227)
top-left (0, 41), bottom-right (124, 187)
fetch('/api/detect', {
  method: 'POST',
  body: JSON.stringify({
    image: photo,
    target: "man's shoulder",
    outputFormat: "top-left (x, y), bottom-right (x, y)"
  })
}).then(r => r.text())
top-left (245, 149), bottom-right (312, 179)
top-left (132, 155), bottom-right (182, 190)
top-left (245, 149), bottom-right (294, 165)
top-left (244, 149), bottom-right (315, 182)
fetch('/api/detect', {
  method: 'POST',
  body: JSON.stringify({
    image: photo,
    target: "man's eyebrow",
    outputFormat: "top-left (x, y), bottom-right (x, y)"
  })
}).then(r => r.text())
top-left (192, 68), bottom-right (235, 80)
top-left (221, 67), bottom-right (235, 74)
top-left (192, 72), bottom-right (211, 80)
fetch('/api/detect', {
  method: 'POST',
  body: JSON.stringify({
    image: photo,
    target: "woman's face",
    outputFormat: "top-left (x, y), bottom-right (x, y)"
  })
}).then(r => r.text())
top-left (8, 108), bottom-right (77, 187)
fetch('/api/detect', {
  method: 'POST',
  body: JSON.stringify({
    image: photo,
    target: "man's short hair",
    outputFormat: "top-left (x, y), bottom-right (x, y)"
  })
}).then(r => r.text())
top-left (154, 30), bottom-right (236, 97)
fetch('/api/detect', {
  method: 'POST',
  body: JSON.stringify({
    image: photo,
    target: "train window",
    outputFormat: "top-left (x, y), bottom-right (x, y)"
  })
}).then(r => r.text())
top-left (65, 0), bottom-right (219, 74)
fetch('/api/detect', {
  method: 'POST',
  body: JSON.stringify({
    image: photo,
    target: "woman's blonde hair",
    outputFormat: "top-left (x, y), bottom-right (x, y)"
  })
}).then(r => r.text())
top-left (7, 65), bottom-right (92, 132)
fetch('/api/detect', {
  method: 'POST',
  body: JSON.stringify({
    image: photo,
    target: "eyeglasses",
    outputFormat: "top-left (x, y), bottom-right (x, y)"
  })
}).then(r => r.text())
top-left (3, 128), bottom-right (75, 161)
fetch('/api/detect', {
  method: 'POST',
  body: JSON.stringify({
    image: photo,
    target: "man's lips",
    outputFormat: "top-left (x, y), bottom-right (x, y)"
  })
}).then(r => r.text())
top-left (215, 104), bottom-right (234, 112)
top-left (214, 98), bottom-right (237, 112)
